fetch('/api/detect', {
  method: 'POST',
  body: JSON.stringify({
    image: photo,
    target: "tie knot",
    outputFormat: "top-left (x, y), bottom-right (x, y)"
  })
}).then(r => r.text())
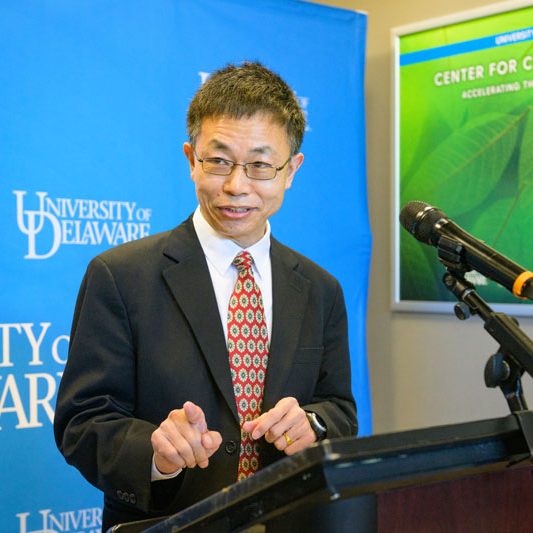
top-left (232, 251), bottom-right (253, 272)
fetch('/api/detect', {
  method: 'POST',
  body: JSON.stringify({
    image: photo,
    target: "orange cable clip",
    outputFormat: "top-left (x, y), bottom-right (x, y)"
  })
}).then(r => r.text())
top-left (512, 271), bottom-right (533, 299)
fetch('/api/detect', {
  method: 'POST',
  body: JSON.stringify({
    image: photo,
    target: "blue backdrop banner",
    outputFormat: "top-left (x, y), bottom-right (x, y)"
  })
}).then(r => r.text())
top-left (0, 1), bottom-right (370, 531)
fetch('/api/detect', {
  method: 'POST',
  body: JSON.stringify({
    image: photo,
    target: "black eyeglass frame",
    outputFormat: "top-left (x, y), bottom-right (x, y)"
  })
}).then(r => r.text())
top-left (193, 149), bottom-right (291, 181)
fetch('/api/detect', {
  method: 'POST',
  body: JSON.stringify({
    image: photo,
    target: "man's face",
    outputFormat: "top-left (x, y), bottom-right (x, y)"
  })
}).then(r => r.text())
top-left (184, 114), bottom-right (304, 248)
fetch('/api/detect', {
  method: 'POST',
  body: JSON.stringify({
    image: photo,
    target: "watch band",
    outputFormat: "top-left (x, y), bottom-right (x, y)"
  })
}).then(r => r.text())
top-left (305, 411), bottom-right (327, 441)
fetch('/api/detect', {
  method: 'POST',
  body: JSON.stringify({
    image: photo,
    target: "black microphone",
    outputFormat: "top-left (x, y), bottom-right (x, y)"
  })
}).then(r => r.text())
top-left (399, 200), bottom-right (533, 301)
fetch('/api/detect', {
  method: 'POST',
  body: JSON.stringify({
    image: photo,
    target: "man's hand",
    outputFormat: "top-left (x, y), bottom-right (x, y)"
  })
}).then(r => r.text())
top-left (151, 401), bottom-right (222, 474)
top-left (242, 397), bottom-right (316, 455)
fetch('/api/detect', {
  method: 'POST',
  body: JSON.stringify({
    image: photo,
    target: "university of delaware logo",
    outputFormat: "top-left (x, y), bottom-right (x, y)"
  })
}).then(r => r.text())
top-left (16, 507), bottom-right (102, 533)
top-left (14, 190), bottom-right (152, 259)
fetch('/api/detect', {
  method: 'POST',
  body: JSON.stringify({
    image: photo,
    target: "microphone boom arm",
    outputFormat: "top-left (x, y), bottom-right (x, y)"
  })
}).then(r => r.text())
top-left (438, 236), bottom-right (533, 414)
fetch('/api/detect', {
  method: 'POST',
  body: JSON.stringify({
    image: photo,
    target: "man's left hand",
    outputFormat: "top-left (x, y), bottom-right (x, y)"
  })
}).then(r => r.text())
top-left (242, 397), bottom-right (316, 455)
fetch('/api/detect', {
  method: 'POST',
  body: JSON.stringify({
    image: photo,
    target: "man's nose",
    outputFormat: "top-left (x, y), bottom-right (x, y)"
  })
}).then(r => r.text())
top-left (223, 164), bottom-right (251, 194)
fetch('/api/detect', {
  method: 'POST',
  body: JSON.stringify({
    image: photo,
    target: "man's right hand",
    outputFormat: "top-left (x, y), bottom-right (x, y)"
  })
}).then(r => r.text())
top-left (151, 401), bottom-right (222, 474)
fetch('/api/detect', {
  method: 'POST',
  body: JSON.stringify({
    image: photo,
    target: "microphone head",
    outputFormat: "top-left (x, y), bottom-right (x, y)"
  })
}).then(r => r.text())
top-left (399, 201), bottom-right (447, 244)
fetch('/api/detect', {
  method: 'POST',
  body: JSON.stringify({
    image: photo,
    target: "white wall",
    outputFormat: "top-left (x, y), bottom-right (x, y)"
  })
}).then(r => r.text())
top-left (312, 0), bottom-right (533, 433)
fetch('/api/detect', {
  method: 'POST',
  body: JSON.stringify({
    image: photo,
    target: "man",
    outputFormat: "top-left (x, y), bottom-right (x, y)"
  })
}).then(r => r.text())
top-left (54, 62), bottom-right (357, 531)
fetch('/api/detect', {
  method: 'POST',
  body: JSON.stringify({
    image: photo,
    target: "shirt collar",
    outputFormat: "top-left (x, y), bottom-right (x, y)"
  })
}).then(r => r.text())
top-left (192, 207), bottom-right (271, 279)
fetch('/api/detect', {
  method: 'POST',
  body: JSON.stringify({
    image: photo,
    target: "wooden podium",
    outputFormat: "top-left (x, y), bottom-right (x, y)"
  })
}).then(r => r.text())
top-left (112, 412), bottom-right (533, 532)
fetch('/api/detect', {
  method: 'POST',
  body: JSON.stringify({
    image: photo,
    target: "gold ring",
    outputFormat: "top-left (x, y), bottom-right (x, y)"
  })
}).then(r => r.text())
top-left (283, 432), bottom-right (293, 446)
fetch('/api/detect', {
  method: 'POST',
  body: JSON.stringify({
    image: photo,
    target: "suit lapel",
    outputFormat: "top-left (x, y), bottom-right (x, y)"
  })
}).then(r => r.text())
top-left (161, 219), bottom-right (239, 423)
top-left (263, 239), bottom-right (310, 410)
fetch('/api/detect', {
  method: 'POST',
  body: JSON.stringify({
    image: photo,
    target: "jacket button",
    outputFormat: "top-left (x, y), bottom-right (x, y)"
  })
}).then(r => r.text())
top-left (225, 440), bottom-right (238, 454)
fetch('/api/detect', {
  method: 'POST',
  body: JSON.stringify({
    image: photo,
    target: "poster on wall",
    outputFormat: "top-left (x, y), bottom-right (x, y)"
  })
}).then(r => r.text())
top-left (393, 0), bottom-right (533, 315)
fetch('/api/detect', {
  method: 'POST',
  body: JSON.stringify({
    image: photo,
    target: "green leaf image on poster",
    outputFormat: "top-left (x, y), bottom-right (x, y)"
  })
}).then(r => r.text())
top-left (394, 2), bottom-right (533, 314)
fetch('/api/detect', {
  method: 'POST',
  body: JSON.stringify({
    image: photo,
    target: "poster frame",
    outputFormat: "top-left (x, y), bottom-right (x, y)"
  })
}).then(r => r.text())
top-left (391, 0), bottom-right (533, 316)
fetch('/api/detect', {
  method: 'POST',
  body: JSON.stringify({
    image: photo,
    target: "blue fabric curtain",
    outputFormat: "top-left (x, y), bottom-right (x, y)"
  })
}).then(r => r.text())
top-left (0, 1), bottom-right (371, 528)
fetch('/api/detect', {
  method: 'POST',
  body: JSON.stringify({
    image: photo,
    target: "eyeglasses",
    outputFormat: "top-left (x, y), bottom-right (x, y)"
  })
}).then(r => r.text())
top-left (193, 150), bottom-right (291, 181)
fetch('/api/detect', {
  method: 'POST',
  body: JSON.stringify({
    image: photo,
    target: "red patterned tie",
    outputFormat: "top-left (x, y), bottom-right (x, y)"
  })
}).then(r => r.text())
top-left (227, 251), bottom-right (269, 481)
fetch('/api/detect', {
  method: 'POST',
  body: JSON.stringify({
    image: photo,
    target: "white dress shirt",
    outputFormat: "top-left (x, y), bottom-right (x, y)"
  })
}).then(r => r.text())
top-left (151, 207), bottom-right (273, 481)
top-left (192, 206), bottom-right (273, 341)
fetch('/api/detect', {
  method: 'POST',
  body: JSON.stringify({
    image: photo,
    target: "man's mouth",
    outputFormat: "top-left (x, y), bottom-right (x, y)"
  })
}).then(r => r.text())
top-left (219, 206), bottom-right (255, 216)
top-left (224, 207), bottom-right (251, 213)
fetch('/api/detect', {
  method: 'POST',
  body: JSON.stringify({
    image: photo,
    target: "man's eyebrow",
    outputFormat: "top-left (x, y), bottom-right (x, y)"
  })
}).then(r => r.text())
top-left (207, 139), bottom-right (231, 151)
top-left (249, 146), bottom-right (273, 155)
top-left (205, 140), bottom-right (275, 157)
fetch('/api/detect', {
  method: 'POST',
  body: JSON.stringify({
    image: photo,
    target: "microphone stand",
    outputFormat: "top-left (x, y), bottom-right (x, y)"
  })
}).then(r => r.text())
top-left (437, 235), bottom-right (533, 459)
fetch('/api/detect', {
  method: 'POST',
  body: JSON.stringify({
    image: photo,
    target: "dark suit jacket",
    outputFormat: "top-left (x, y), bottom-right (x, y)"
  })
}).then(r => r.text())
top-left (54, 216), bottom-right (357, 530)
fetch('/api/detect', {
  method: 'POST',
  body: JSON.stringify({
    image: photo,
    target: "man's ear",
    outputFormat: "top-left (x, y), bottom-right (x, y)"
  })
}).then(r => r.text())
top-left (183, 143), bottom-right (196, 175)
top-left (285, 152), bottom-right (304, 190)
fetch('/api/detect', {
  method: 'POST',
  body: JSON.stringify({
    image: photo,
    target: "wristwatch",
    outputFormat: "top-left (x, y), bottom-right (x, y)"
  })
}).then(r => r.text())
top-left (305, 411), bottom-right (327, 441)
